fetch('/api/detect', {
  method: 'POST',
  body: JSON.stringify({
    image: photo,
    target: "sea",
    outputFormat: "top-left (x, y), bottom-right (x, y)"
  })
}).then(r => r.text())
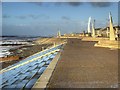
top-left (0, 36), bottom-right (40, 58)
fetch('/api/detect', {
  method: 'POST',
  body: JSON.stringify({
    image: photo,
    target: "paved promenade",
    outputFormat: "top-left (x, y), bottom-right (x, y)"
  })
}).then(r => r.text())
top-left (47, 38), bottom-right (118, 88)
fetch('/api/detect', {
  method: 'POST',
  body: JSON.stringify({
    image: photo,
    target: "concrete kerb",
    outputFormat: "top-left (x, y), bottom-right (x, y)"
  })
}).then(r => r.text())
top-left (32, 49), bottom-right (62, 89)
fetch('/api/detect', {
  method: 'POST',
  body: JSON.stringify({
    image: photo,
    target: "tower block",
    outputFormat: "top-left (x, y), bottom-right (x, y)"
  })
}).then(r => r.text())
top-left (109, 12), bottom-right (115, 40)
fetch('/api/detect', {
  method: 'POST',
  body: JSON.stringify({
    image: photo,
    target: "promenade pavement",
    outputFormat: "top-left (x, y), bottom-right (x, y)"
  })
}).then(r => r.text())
top-left (47, 38), bottom-right (118, 88)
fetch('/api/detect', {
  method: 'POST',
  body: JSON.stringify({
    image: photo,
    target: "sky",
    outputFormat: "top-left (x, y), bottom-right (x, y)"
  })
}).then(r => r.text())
top-left (2, 2), bottom-right (118, 36)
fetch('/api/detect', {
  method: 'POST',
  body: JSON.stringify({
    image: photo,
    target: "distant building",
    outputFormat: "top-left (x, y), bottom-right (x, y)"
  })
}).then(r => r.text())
top-left (95, 28), bottom-right (102, 37)
top-left (96, 26), bottom-right (120, 38)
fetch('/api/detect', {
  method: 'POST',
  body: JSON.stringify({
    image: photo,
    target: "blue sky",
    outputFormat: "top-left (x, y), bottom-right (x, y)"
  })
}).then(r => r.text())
top-left (2, 2), bottom-right (118, 36)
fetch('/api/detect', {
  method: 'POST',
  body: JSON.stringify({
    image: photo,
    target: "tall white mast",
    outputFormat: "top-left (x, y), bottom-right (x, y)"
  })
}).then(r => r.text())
top-left (88, 17), bottom-right (91, 33)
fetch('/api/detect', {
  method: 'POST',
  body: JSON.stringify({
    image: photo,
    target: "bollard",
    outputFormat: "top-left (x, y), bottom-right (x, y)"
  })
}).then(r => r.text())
top-left (42, 47), bottom-right (44, 51)
top-left (53, 42), bottom-right (56, 47)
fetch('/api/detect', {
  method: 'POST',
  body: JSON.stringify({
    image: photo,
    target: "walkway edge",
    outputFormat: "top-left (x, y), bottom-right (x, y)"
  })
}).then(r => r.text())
top-left (32, 50), bottom-right (62, 89)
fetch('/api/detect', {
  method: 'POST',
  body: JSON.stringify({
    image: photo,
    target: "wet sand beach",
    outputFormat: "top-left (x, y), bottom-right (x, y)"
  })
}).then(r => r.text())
top-left (1, 44), bottom-right (51, 69)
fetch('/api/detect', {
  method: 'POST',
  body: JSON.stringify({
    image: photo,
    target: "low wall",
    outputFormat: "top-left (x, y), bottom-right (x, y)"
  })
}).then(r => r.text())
top-left (95, 40), bottom-right (119, 49)
top-left (82, 37), bottom-right (109, 41)
top-left (82, 37), bottom-right (119, 49)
